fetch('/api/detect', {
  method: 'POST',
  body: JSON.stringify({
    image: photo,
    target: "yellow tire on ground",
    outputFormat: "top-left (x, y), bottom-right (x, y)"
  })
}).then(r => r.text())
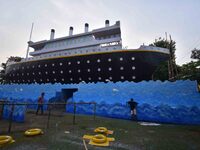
top-left (24, 128), bottom-right (43, 136)
top-left (94, 127), bottom-right (108, 133)
top-left (0, 136), bottom-right (15, 146)
top-left (92, 134), bottom-right (107, 143)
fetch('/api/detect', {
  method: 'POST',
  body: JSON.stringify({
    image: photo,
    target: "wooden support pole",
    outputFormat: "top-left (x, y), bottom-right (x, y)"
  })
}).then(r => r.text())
top-left (47, 107), bottom-right (51, 129)
top-left (73, 103), bottom-right (76, 125)
top-left (0, 102), bottom-right (5, 119)
top-left (8, 104), bottom-right (15, 133)
top-left (93, 103), bottom-right (96, 120)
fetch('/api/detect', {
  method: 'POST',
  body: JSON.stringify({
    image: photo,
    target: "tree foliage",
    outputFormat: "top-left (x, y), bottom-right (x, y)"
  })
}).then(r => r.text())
top-left (0, 56), bottom-right (22, 84)
top-left (150, 37), bottom-right (177, 81)
top-left (191, 48), bottom-right (200, 60)
top-left (0, 63), bottom-right (6, 84)
top-left (152, 61), bottom-right (169, 81)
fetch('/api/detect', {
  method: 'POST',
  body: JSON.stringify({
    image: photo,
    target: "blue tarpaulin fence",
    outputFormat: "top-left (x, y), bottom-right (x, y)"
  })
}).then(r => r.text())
top-left (0, 80), bottom-right (200, 124)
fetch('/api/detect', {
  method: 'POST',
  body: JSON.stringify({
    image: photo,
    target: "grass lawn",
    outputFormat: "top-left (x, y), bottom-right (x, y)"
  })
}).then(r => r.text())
top-left (0, 111), bottom-right (200, 150)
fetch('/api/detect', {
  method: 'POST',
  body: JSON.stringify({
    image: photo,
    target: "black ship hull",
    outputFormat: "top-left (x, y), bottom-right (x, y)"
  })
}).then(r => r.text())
top-left (5, 50), bottom-right (169, 84)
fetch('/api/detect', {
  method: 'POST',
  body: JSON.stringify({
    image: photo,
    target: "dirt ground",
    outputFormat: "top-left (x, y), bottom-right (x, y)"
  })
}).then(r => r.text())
top-left (0, 111), bottom-right (200, 150)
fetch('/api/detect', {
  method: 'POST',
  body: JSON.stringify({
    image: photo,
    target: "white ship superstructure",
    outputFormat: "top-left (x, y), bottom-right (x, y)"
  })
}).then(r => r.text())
top-left (28, 20), bottom-right (122, 60)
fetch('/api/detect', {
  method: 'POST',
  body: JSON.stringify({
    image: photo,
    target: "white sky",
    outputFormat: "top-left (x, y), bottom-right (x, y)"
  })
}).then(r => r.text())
top-left (0, 0), bottom-right (200, 65)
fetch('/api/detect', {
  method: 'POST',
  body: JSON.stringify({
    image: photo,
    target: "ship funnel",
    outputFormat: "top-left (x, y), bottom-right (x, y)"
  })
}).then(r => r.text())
top-left (50, 29), bottom-right (55, 40)
top-left (69, 26), bottom-right (73, 36)
top-left (85, 23), bottom-right (89, 32)
top-left (105, 20), bottom-right (109, 27)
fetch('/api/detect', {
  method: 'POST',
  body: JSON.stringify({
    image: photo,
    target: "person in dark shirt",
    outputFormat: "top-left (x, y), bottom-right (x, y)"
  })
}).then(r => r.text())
top-left (127, 98), bottom-right (138, 120)
top-left (36, 92), bottom-right (45, 115)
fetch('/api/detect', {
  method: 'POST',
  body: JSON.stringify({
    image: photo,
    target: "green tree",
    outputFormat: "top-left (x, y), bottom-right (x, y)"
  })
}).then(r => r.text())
top-left (0, 56), bottom-right (22, 84)
top-left (178, 61), bottom-right (200, 80)
top-left (150, 37), bottom-right (177, 81)
top-left (191, 48), bottom-right (200, 60)
top-left (0, 63), bottom-right (6, 84)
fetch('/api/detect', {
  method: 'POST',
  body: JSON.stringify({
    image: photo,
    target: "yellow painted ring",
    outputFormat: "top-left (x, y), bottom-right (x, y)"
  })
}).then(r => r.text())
top-left (0, 136), bottom-right (15, 146)
top-left (92, 134), bottom-right (107, 143)
top-left (25, 128), bottom-right (43, 136)
top-left (94, 127), bottom-right (108, 133)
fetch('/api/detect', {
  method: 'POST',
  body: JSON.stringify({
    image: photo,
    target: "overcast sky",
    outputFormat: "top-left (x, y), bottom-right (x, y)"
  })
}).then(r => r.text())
top-left (0, 0), bottom-right (200, 65)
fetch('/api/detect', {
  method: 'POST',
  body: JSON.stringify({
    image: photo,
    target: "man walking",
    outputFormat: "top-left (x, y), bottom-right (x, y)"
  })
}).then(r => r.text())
top-left (36, 92), bottom-right (45, 115)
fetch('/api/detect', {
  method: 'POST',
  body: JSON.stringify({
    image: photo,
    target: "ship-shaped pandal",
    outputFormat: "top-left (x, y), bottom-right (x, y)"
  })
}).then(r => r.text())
top-left (5, 20), bottom-right (169, 84)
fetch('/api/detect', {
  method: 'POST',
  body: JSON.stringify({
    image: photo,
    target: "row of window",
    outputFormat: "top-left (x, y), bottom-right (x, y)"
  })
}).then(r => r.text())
top-left (13, 57), bottom-right (135, 70)
top-left (28, 46), bottom-right (121, 61)
top-left (11, 76), bottom-right (136, 83)
top-left (96, 34), bottom-right (120, 40)
top-left (45, 36), bottom-right (92, 49)
top-left (10, 66), bottom-right (136, 77)
top-left (44, 34), bottom-right (120, 50)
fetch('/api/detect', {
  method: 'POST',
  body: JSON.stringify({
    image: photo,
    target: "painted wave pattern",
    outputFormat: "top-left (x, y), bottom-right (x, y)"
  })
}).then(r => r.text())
top-left (0, 80), bottom-right (200, 124)
top-left (66, 103), bottom-right (200, 124)
top-left (2, 99), bottom-right (26, 122)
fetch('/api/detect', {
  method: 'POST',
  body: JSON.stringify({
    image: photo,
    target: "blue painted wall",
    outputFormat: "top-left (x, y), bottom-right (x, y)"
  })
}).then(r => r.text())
top-left (0, 80), bottom-right (200, 124)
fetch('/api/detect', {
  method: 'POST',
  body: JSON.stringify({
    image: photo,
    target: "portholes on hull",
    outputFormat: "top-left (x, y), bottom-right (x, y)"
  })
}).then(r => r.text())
top-left (132, 76), bottom-right (136, 79)
top-left (59, 63), bottom-right (62, 66)
top-left (108, 67), bottom-right (112, 71)
top-left (27, 73), bottom-right (29, 76)
top-left (40, 79), bottom-right (43, 82)
top-left (98, 77), bottom-right (102, 80)
top-left (60, 70), bottom-right (63, 74)
top-left (87, 60), bottom-right (90, 64)
top-left (78, 69), bottom-right (81, 73)
top-left (27, 66), bottom-right (29, 69)
top-left (54, 78), bottom-right (57, 81)
top-left (52, 63), bottom-right (55, 67)
top-left (87, 69), bottom-right (91, 72)
top-left (77, 61), bottom-right (80, 64)
top-left (121, 76), bottom-right (124, 79)
top-left (109, 77), bottom-right (112, 80)
top-left (38, 65), bottom-right (41, 68)
top-left (38, 72), bottom-right (41, 75)
top-left (21, 73), bottom-right (24, 76)
top-left (97, 59), bottom-right (101, 63)
top-left (69, 70), bottom-right (72, 73)
top-left (88, 77), bottom-right (91, 80)
top-left (52, 71), bottom-right (55, 74)
top-left (62, 78), bottom-right (64, 81)
top-left (22, 67), bottom-right (24, 70)
top-left (70, 78), bottom-right (73, 81)
top-left (47, 79), bottom-right (49, 82)
top-left (79, 77), bottom-right (82, 81)
top-left (45, 64), bottom-right (47, 67)
top-left (120, 67), bottom-right (124, 70)
top-left (120, 57), bottom-right (123, 61)
top-left (108, 58), bottom-right (112, 62)
top-left (32, 72), bottom-right (35, 75)
top-left (45, 72), bottom-right (48, 75)
top-left (32, 65), bottom-right (35, 68)
top-left (97, 68), bottom-right (101, 72)
top-left (132, 66), bottom-right (135, 70)
top-left (131, 57), bottom-right (135, 61)
top-left (68, 62), bottom-right (71, 65)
